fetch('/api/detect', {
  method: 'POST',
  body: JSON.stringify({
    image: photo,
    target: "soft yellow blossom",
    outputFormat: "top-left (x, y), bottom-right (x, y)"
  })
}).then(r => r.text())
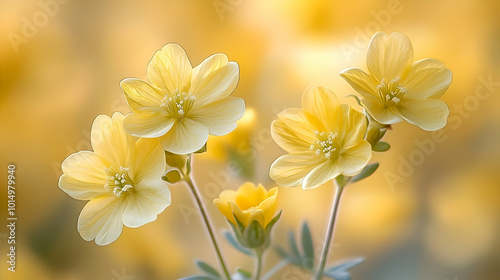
top-left (340, 32), bottom-right (452, 131)
top-left (213, 182), bottom-right (278, 228)
top-left (269, 86), bottom-right (372, 190)
top-left (121, 43), bottom-right (246, 154)
top-left (58, 113), bottom-right (170, 245)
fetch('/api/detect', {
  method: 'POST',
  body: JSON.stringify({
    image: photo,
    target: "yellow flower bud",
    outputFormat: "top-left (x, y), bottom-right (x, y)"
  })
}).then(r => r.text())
top-left (213, 182), bottom-right (278, 229)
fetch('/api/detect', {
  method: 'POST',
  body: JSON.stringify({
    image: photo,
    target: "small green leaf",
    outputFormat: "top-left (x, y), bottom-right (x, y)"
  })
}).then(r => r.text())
top-left (345, 94), bottom-right (362, 106)
top-left (232, 214), bottom-right (246, 234)
top-left (162, 169), bottom-right (182, 183)
top-left (350, 163), bottom-right (379, 183)
top-left (195, 260), bottom-right (221, 279)
top-left (165, 151), bottom-right (187, 170)
top-left (180, 276), bottom-right (216, 280)
top-left (223, 231), bottom-right (252, 256)
top-left (301, 222), bottom-right (314, 270)
top-left (265, 210), bottom-right (282, 233)
top-left (243, 220), bottom-right (265, 248)
top-left (194, 143), bottom-right (208, 154)
top-left (324, 257), bottom-right (365, 280)
top-left (228, 219), bottom-right (247, 248)
top-left (288, 231), bottom-right (301, 258)
top-left (373, 141), bottom-right (390, 152)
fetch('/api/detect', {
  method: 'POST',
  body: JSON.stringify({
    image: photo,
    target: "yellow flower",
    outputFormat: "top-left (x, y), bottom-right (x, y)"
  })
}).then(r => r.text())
top-left (58, 113), bottom-right (170, 246)
top-left (121, 43), bottom-right (246, 154)
top-left (213, 182), bottom-right (278, 228)
top-left (269, 86), bottom-right (372, 190)
top-left (340, 32), bottom-right (452, 131)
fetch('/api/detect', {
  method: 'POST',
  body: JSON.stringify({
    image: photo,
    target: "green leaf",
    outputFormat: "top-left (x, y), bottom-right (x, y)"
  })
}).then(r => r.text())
top-left (195, 260), bottom-right (221, 279)
top-left (345, 94), bottom-right (362, 106)
top-left (265, 210), bottom-right (282, 233)
top-left (232, 214), bottom-right (246, 234)
top-left (194, 142), bottom-right (207, 154)
top-left (350, 163), bottom-right (379, 183)
top-left (180, 276), bottom-right (216, 280)
top-left (288, 231), bottom-right (301, 259)
top-left (165, 151), bottom-right (187, 170)
top-left (228, 219), bottom-right (248, 248)
top-left (162, 169), bottom-right (182, 183)
top-left (324, 257), bottom-right (365, 280)
top-left (243, 220), bottom-right (265, 248)
top-left (223, 231), bottom-right (252, 256)
top-left (301, 222), bottom-right (314, 270)
top-left (373, 141), bottom-right (390, 152)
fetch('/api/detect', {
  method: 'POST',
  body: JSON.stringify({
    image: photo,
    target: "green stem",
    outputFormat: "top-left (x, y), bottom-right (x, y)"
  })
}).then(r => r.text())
top-left (183, 155), bottom-right (231, 280)
top-left (254, 249), bottom-right (263, 280)
top-left (314, 180), bottom-right (345, 280)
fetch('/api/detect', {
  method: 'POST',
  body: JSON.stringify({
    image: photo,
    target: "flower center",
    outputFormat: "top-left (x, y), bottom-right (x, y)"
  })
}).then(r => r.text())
top-left (310, 131), bottom-right (340, 159)
top-left (160, 90), bottom-right (196, 118)
top-left (377, 77), bottom-right (407, 106)
top-left (104, 166), bottom-right (134, 197)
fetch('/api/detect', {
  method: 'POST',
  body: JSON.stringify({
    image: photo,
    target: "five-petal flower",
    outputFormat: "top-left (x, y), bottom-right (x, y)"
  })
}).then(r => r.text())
top-left (269, 86), bottom-right (372, 190)
top-left (58, 113), bottom-right (170, 245)
top-left (121, 43), bottom-right (246, 154)
top-left (340, 32), bottom-right (452, 131)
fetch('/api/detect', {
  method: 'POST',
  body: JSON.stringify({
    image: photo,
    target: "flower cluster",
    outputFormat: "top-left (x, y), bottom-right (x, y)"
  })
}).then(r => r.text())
top-left (58, 31), bottom-right (451, 280)
top-left (59, 43), bottom-right (246, 245)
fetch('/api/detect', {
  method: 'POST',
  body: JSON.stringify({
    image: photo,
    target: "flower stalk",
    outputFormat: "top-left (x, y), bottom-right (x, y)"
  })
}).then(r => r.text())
top-left (314, 179), bottom-right (346, 280)
top-left (182, 155), bottom-right (231, 280)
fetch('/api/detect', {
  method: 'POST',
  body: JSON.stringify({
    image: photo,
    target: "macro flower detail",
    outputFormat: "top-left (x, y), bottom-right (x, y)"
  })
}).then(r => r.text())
top-left (58, 113), bottom-right (170, 246)
top-left (121, 43), bottom-right (246, 154)
top-left (340, 32), bottom-right (452, 131)
top-left (214, 182), bottom-right (280, 249)
top-left (270, 86), bottom-right (372, 190)
top-left (214, 182), bottom-right (278, 228)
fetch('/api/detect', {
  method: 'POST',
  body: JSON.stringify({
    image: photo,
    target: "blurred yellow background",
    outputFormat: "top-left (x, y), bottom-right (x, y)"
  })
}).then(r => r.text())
top-left (1, 0), bottom-right (500, 279)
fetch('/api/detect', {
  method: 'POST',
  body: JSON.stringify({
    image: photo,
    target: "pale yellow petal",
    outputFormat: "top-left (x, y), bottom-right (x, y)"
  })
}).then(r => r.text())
top-left (214, 198), bottom-right (235, 224)
top-left (129, 138), bottom-right (165, 183)
top-left (340, 67), bottom-right (379, 99)
top-left (122, 179), bottom-right (171, 228)
top-left (403, 58), bottom-right (452, 99)
top-left (235, 182), bottom-right (259, 210)
top-left (367, 32), bottom-right (413, 80)
top-left (78, 195), bottom-right (125, 246)
top-left (246, 208), bottom-right (266, 228)
top-left (120, 78), bottom-right (163, 111)
top-left (396, 99), bottom-right (449, 131)
top-left (91, 113), bottom-right (135, 167)
top-left (338, 141), bottom-right (372, 176)
top-left (147, 43), bottom-right (192, 93)
top-left (270, 152), bottom-right (323, 188)
top-left (190, 96), bottom-right (245, 136)
top-left (58, 174), bottom-right (106, 200)
top-left (216, 189), bottom-right (238, 204)
top-left (190, 54), bottom-right (239, 106)
top-left (123, 110), bottom-right (175, 138)
top-left (61, 151), bottom-right (107, 184)
top-left (229, 202), bottom-right (247, 226)
top-left (302, 161), bottom-right (341, 190)
top-left (338, 104), bottom-right (367, 149)
top-left (301, 86), bottom-right (341, 132)
top-left (361, 97), bottom-right (401, 125)
top-left (160, 118), bottom-right (209, 154)
top-left (258, 195), bottom-right (277, 226)
top-left (271, 108), bottom-right (321, 153)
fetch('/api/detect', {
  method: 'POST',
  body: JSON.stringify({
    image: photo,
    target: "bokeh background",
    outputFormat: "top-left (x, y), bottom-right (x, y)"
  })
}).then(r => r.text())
top-left (1, 0), bottom-right (500, 279)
